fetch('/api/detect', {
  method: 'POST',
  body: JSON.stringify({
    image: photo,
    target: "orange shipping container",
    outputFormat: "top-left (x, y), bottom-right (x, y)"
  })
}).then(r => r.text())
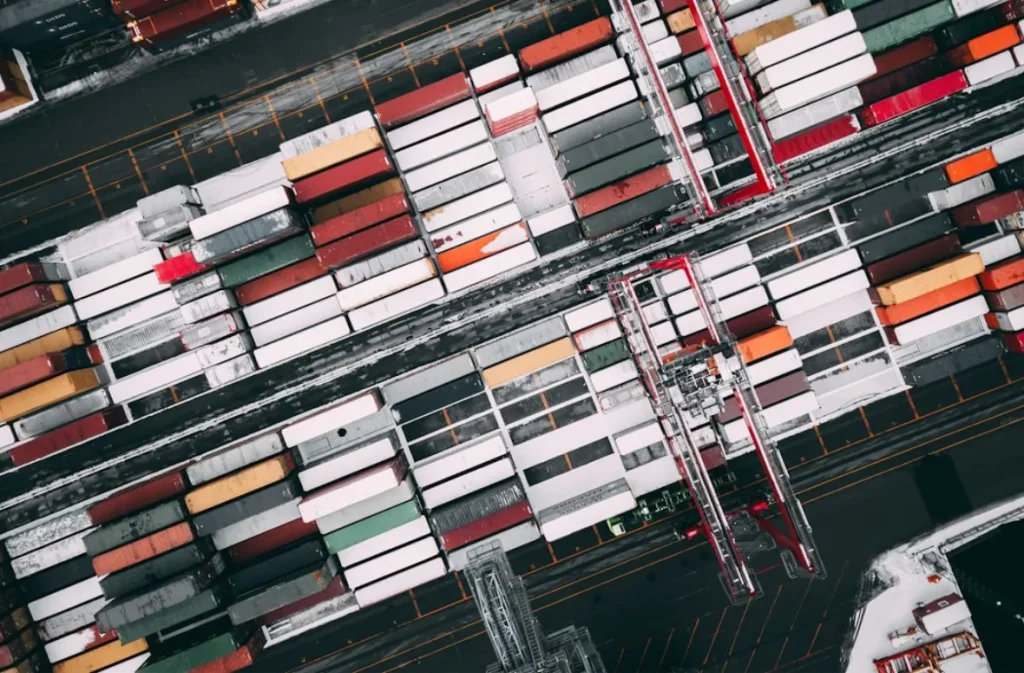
top-left (92, 521), bottom-right (194, 575)
top-left (874, 253), bottom-right (984, 305)
top-left (312, 178), bottom-right (405, 223)
top-left (667, 9), bottom-right (695, 34)
top-left (185, 454), bottom-right (294, 514)
top-left (483, 338), bottom-right (576, 389)
top-left (738, 325), bottom-right (793, 364)
top-left (0, 369), bottom-right (100, 422)
top-left (518, 18), bottom-right (614, 72)
top-left (944, 148), bottom-right (997, 184)
top-left (876, 276), bottom-right (981, 325)
top-left (52, 638), bottom-right (148, 673)
top-left (985, 312), bottom-right (1000, 330)
top-left (436, 223), bottom-right (530, 273)
top-left (947, 25), bottom-right (1021, 67)
top-left (0, 327), bottom-right (85, 371)
top-left (980, 255), bottom-right (1024, 291)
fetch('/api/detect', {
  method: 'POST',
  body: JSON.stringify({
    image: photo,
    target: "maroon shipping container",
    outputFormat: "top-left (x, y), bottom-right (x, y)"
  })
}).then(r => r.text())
top-left (858, 55), bottom-right (949, 105)
top-left (865, 233), bottom-right (961, 284)
top-left (952, 190), bottom-right (1024, 227)
top-left (0, 284), bottom-right (65, 325)
top-left (316, 215), bottom-right (419, 270)
top-left (683, 305), bottom-right (777, 347)
top-left (128, 0), bottom-right (242, 46)
top-left (716, 370), bottom-right (809, 423)
top-left (660, 0), bottom-right (687, 11)
top-left (293, 150), bottom-right (393, 205)
top-left (860, 71), bottom-right (969, 127)
top-left (700, 444), bottom-right (726, 471)
top-left (112, 0), bottom-right (184, 18)
top-left (10, 408), bottom-right (129, 468)
top-left (311, 193), bottom-right (410, 247)
top-left (773, 115), bottom-right (859, 163)
top-left (986, 282), bottom-right (1024, 311)
top-left (87, 470), bottom-right (187, 525)
top-left (257, 576), bottom-right (346, 626)
top-left (375, 74), bottom-right (472, 129)
top-left (441, 500), bottom-right (533, 550)
top-left (699, 90), bottom-right (729, 118)
top-left (866, 36), bottom-right (939, 80)
top-left (234, 257), bottom-right (327, 307)
top-left (227, 517), bottom-right (318, 564)
top-left (0, 263), bottom-right (57, 296)
top-left (0, 353), bottom-right (68, 397)
top-left (1001, 0), bottom-right (1024, 21)
top-left (678, 30), bottom-right (705, 56)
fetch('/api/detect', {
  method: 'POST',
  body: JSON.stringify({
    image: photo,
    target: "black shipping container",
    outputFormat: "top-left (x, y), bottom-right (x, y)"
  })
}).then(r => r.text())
top-left (566, 140), bottom-right (668, 197)
top-left (115, 586), bottom-right (227, 644)
top-left (668, 86), bottom-right (689, 109)
top-left (858, 55), bottom-right (950, 106)
top-left (393, 373), bottom-right (484, 423)
top-left (852, 0), bottom-right (936, 30)
top-left (856, 212), bottom-right (954, 263)
top-left (85, 499), bottom-right (189, 557)
top-left (111, 339), bottom-right (188, 379)
top-left (957, 222), bottom-right (999, 245)
top-left (19, 554), bottom-right (95, 601)
top-left (844, 198), bottom-right (933, 242)
top-left (227, 538), bottom-right (327, 597)
top-left (0, 587), bottom-right (20, 614)
top-left (935, 8), bottom-right (1004, 49)
top-left (0, 0), bottom-right (119, 49)
top-left (227, 557), bottom-right (338, 625)
top-left (901, 336), bottom-right (1005, 386)
top-left (101, 540), bottom-right (215, 600)
top-left (708, 134), bottom-right (746, 165)
top-left (715, 158), bottom-right (754, 187)
top-left (702, 113), bottom-right (737, 144)
top-left (191, 478), bottom-right (299, 537)
top-left (147, 621), bottom-right (248, 668)
top-left (993, 156), bottom-right (1024, 191)
top-left (145, 615), bottom-right (236, 659)
top-left (128, 374), bottom-right (212, 419)
top-left (551, 102), bottom-right (649, 154)
top-left (849, 168), bottom-right (949, 218)
top-left (535, 223), bottom-right (584, 256)
top-left (580, 184), bottom-right (683, 238)
top-left (557, 120), bottom-right (660, 175)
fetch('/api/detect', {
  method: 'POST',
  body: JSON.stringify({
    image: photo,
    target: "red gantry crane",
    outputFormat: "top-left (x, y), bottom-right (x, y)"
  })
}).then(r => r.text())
top-left (603, 253), bottom-right (825, 603)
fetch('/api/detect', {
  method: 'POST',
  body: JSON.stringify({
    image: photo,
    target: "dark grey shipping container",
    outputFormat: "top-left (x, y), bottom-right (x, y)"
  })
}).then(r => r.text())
top-left (115, 586), bottom-right (227, 644)
top-left (85, 499), bottom-right (188, 557)
top-left (101, 540), bottom-right (214, 600)
top-left (580, 184), bottom-right (682, 238)
top-left (393, 373), bottom-right (484, 424)
top-left (935, 7), bottom-right (1003, 49)
top-left (702, 114), bottom-right (737, 144)
top-left (227, 557), bottom-right (338, 625)
top-left (474, 317), bottom-right (568, 369)
top-left (683, 51), bottom-right (713, 79)
top-left (557, 120), bottom-right (660, 176)
top-left (844, 198), bottom-right (933, 243)
top-left (430, 479), bottom-right (525, 535)
top-left (551, 102), bottom-right (649, 154)
top-left (536, 223), bottom-right (583, 256)
top-left (192, 209), bottom-right (305, 265)
top-left (227, 538), bottom-right (327, 597)
top-left (714, 158), bottom-right (754, 187)
top-left (180, 312), bottom-right (244, 351)
top-left (128, 373), bottom-right (211, 419)
top-left (191, 478), bottom-right (299, 537)
top-left (668, 86), bottom-right (690, 109)
top-left (853, 0), bottom-right (936, 30)
top-left (172, 272), bottom-right (223, 306)
top-left (97, 554), bottom-right (226, 632)
top-left (20, 554), bottom-right (95, 601)
top-left (850, 168), bottom-right (949, 218)
top-left (856, 212), bottom-right (954, 263)
top-left (708, 134), bottom-right (746, 165)
top-left (993, 157), bottom-right (1024, 192)
top-left (566, 140), bottom-right (668, 197)
top-left (110, 339), bottom-right (187, 379)
top-left (0, 0), bottom-right (118, 49)
top-left (901, 336), bottom-right (1005, 386)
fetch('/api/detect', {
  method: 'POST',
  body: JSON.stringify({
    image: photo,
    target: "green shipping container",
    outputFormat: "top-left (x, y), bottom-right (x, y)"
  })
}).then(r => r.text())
top-left (143, 629), bottom-right (247, 673)
top-left (837, 0), bottom-right (875, 9)
top-left (322, 500), bottom-right (420, 555)
top-left (581, 339), bottom-right (631, 373)
top-left (216, 234), bottom-right (316, 288)
top-left (117, 588), bottom-right (224, 644)
top-left (864, 0), bottom-right (955, 53)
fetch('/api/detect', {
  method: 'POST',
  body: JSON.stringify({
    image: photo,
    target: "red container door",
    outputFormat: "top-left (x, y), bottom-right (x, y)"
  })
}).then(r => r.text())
top-left (773, 115), bottom-right (859, 163)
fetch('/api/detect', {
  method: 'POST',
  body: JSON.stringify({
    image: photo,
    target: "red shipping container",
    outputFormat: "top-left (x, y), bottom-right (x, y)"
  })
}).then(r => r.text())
top-left (227, 517), bottom-right (318, 564)
top-left (441, 501), bottom-right (532, 550)
top-left (717, 181), bottom-right (771, 209)
top-left (234, 257), bottom-right (327, 306)
top-left (860, 71), bottom-right (968, 127)
top-left (866, 36), bottom-right (939, 80)
top-left (858, 55), bottom-right (948, 106)
top-left (488, 109), bottom-right (539, 137)
top-left (717, 370), bottom-right (810, 423)
top-left (981, 255), bottom-right (1024, 291)
top-left (92, 521), bottom-right (194, 574)
top-left (190, 632), bottom-right (266, 673)
top-left (518, 18), bottom-right (614, 73)
top-left (112, 0), bottom-right (185, 18)
top-left (986, 282), bottom-right (1024, 311)
top-left (701, 444), bottom-right (726, 471)
top-left (1001, 0), bottom-right (1024, 21)
top-left (660, 0), bottom-right (687, 11)
top-left (699, 90), bottom-right (729, 118)
top-left (316, 215), bottom-right (419, 270)
top-left (311, 193), bottom-right (409, 247)
top-left (952, 190), bottom-right (1024, 227)
top-left (1003, 329), bottom-right (1024, 353)
top-left (946, 25), bottom-right (1021, 67)
top-left (573, 165), bottom-right (672, 217)
top-left (865, 233), bottom-right (962, 284)
top-left (293, 150), bottom-right (393, 204)
top-left (684, 305), bottom-right (777, 347)
top-left (0, 284), bottom-right (65, 325)
top-left (9, 409), bottom-right (128, 468)
top-left (375, 73), bottom-right (472, 129)
top-left (87, 470), bottom-right (187, 525)
top-left (128, 0), bottom-right (242, 46)
top-left (153, 251), bottom-right (209, 284)
top-left (773, 115), bottom-right (860, 163)
top-left (256, 576), bottom-right (346, 626)
top-left (678, 30), bottom-right (705, 56)
top-left (0, 263), bottom-right (55, 296)
top-left (0, 353), bottom-right (66, 397)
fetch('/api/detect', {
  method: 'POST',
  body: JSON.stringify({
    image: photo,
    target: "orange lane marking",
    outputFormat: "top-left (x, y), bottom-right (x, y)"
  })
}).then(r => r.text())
top-left (727, 600), bottom-right (751, 658)
top-left (308, 76), bottom-right (332, 122)
top-left (950, 374), bottom-right (964, 401)
top-left (635, 637), bottom-right (652, 673)
top-left (408, 590), bottom-right (423, 619)
top-left (491, 7), bottom-right (512, 52)
top-left (703, 607), bottom-right (729, 666)
top-left (656, 627), bottom-right (676, 671)
top-left (905, 389), bottom-right (919, 418)
top-left (400, 42), bottom-right (422, 87)
top-left (264, 95), bottom-right (286, 141)
top-left (173, 130), bottom-right (197, 181)
top-left (218, 112), bottom-right (244, 165)
top-left (126, 148), bottom-right (149, 195)
top-left (445, 25), bottom-right (467, 71)
top-left (80, 167), bottom-right (105, 219)
top-left (355, 58), bottom-right (377, 105)
top-left (681, 617), bottom-right (701, 669)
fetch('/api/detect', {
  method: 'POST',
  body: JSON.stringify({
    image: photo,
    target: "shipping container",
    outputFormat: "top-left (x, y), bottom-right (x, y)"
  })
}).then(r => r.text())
top-left (43, 624), bottom-right (119, 664)
top-left (316, 215), bottom-right (418, 270)
top-left (298, 458), bottom-right (406, 522)
top-left (519, 18), bottom-right (614, 72)
top-left (775, 270), bottom-right (871, 319)
top-left (376, 71), bottom-right (472, 128)
top-left (154, 252), bottom-right (210, 285)
top-left (84, 498), bottom-right (188, 558)
top-left (37, 597), bottom-right (106, 643)
top-left (250, 296), bottom-right (343, 348)
top-left (281, 391), bottom-right (381, 448)
top-left (0, 305), bottom-right (78, 353)
top-left (874, 253), bottom-right (983, 304)
top-left (964, 48), bottom-right (1016, 85)
top-left (737, 325), bottom-right (795, 363)
top-left (68, 248), bottom-right (163, 300)
top-left (469, 54), bottom-right (520, 93)
top-left (535, 59), bottom-right (631, 112)
top-left (757, 32), bottom-right (867, 94)
top-left (193, 211), bottom-right (306, 267)
top-left (717, 370), bottom-right (809, 423)
top-left (953, 189), bottom-right (1024, 226)
top-left (345, 537), bottom-right (439, 590)
top-left (282, 127), bottom-right (382, 182)
top-left (385, 100), bottom-right (479, 152)
top-left (241, 275), bottom-right (336, 328)
top-left (0, 262), bottom-right (67, 296)
top-left (112, 588), bottom-right (223, 644)
top-left (949, 24), bottom-right (1020, 67)
top-left (280, 112), bottom-right (375, 160)
top-left (192, 478), bottom-right (300, 537)
top-left (889, 294), bottom-right (989, 343)
top-left (19, 555), bottom-right (95, 601)
top-left (0, 347), bottom-right (91, 397)
top-left (866, 232), bottom-right (962, 283)
top-left (773, 114), bottom-right (861, 162)
top-left (902, 334), bottom-right (1004, 385)
top-left (931, 173), bottom-right (996, 210)
top-left (354, 557), bottom-right (446, 608)
top-left (878, 276), bottom-right (981, 324)
top-left (315, 480), bottom-right (415, 537)
top-left (860, 54), bottom-right (950, 106)
top-left (0, 370), bottom-right (99, 423)
top-left (127, 0), bottom-right (243, 47)
top-left (26, 575), bottom-right (103, 622)
top-left (484, 87), bottom-right (539, 137)
top-left (550, 102), bottom-right (648, 154)
top-left (298, 435), bottom-right (396, 493)
top-left (543, 81), bottom-right (640, 134)
top-left (210, 498), bottom-right (300, 550)
top-left (138, 185), bottom-right (197, 219)
top-left (142, 628), bottom-right (250, 673)
top-left (186, 455), bottom-right (294, 515)
top-left (731, 4), bottom-right (828, 56)
top-left (293, 150), bottom-right (393, 205)
top-left (227, 517), bottom-right (318, 565)
top-left (231, 257), bottom-right (324, 307)
top-left (421, 458), bottom-right (516, 510)
top-left (746, 10), bottom-right (857, 73)
top-left (864, 1), bottom-right (958, 54)
top-left (760, 53), bottom-right (877, 118)
top-left (869, 36), bottom-right (940, 83)
top-left (140, 205), bottom-right (203, 243)
top-left (857, 212), bottom-right (954, 263)
top-left (75, 273), bottom-right (163, 322)
top-left (981, 255), bottom-right (1024, 290)
top-left (227, 557), bottom-right (338, 625)
top-left (196, 155), bottom-right (288, 212)
top-left (987, 280), bottom-right (1024, 309)
top-left (88, 470), bottom-right (187, 525)
top-left (253, 315), bottom-right (350, 368)
top-left (11, 528), bottom-right (91, 579)
top-left (537, 480), bottom-right (636, 541)
top-left (217, 235), bottom-right (316, 289)
top-left (180, 312), bottom-right (243, 351)
top-left (90, 522), bottom-right (194, 575)
top-left (50, 637), bottom-right (147, 673)
top-left (580, 184), bottom-right (681, 238)
top-left (228, 538), bottom-right (326, 596)
top-left (968, 232), bottom-right (1020, 266)
top-left (189, 188), bottom-right (292, 241)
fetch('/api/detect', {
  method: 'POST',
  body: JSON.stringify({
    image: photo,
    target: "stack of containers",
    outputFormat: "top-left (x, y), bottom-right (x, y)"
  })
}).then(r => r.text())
top-left (982, 255), bottom-right (1024, 352)
top-left (137, 184), bottom-right (204, 245)
top-left (0, 534), bottom-right (49, 671)
top-left (281, 391), bottom-right (445, 613)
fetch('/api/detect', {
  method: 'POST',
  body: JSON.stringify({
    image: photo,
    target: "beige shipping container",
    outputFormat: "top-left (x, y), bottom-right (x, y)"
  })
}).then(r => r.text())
top-left (876, 253), bottom-right (984, 306)
top-left (0, 327), bottom-right (85, 370)
top-left (313, 177), bottom-right (405, 223)
top-left (667, 9), bottom-right (696, 34)
top-left (483, 338), bottom-right (576, 389)
top-left (185, 453), bottom-right (294, 514)
top-left (0, 369), bottom-right (100, 422)
top-left (282, 127), bottom-right (383, 181)
top-left (732, 4), bottom-right (825, 56)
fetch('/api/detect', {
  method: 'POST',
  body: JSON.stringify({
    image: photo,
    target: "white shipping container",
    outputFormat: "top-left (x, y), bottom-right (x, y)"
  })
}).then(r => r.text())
top-left (250, 296), bottom-right (343, 348)
top-left (316, 479), bottom-right (416, 535)
top-left (422, 183), bottom-right (514, 233)
top-left (565, 298), bottom-right (615, 332)
top-left (336, 259), bottom-right (437, 311)
top-left (726, 0), bottom-right (812, 36)
top-left (28, 576), bottom-right (104, 621)
top-left (721, 0), bottom-right (768, 16)
top-left (404, 143), bottom-right (497, 192)
top-left (722, 390), bottom-right (819, 443)
top-left (37, 596), bottom-right (107, 643)
top-left (767, 249), bottom-right (862, 300)
top-left (279, 111), bottom-right (375, 159)
top-left (108, 352), bottom-right (203, 404)
top-left (299, 436), bottom-right (397, 492)
top-left (1013, 41), bottom-right (1024, 65)
top-left (334, 240), bottom-right (429, 288)
top-left (422, 458), bottom-right (515, 510)
top-left (282, 391), bottom-right (381, 447)
top-left (642, 300), bottom-right (669, 325)
top-left (768, 87), bottom-right (863, 139)
top-left (776, 270), bottom-right (870, 320)
top-left (527, 46), bottom-right (618, 91)
top-left (445, 521), bottom-right (540, 570)
top-left (625, 454), bottom-right (679, 495)
top-left (0, 424), bottom-right (14, 450)
top-left (470, 55), bottom-right (520, 92)
top-left (650, 321), bottom-right (677, 345)
top-left (484, 87), bottom-right (538, 125)
top-left (0, 304), bottom-right (78, 352)
top-left (536, 59), bottom-right (631, 112)
top-left (354, 558), bottom-right (447, 608)
top-left (44, 623), bottom-right (114, 663)
top-left (614, 421), bottom-right (664, 454)
top-left (675, 286), bottom-right (769, 336)
top-left (786, 289), bottom-right (873, 339)
top-left (538, 486), bottom-right (636, 541)
top-left (299, 458), bottom-right (406, 522)
top-left (10, 528), bottom-right (92, 579)
top-left (87, 293), bottom-right (176, 342)
top-left (69, 249), bottom-right (164, 299)
top-left (4, 509), bottom-right (93, 560)
top-left (194, 333), bottom-right (251, 368)
top-left (756, 32), bottom-right (867, 94)
top-left (993, 305), bottom-right (1024, 331)
top-left (952, 0), bottom-right (1004, 15)
top-left (760, 54), bottom-right (877, 118)
top-left (442, 243), bottom-right (537, 294)
top-left (642, 18), bottom-right (669, 43)
top-left (893, 296), bottom-right (990, 345)
top-left (930, 174), bottom-right (996, 210)
top-left (242, 276), bottom-right (336, 327)
top-left (180, 289), bottom-right (236, 324)
top-left (137, 185), bottom-right (197, 220)
top-left (992, 129), bottom-right (1024, 164)
top-left (432, 204), bottom-right (522, 254)
top-left (478, 81), bottom-right (526, 109)
top-left (676, 102), bottom-right (703, 128)
top-left (89, 655), bottom-right (149, 673)
top-left (669, 266), bottom-right (762, 314)
top-left (573, 319), bottom-right (622, 351)
top-left (966, 233), bottom-right (1020, 265)
top-left (413, 435), bottom-right (507, 488)
top-left (395, 121), bottom-right (489, 172)
top-left (387, 99), bottom-right (480, 151)
top-left (211, 499), bottom-right (301, 550)
top-left (195, 154), bottom-right (288, 211)
top-left (745, 10), bottom-right (857, 73)
top-left (189, 187), bottom-right (293, 240)
top-left (649, 35), bottom-right (684, 65)
top-left (75, 273), bottom-right (164, 321)
top-left (345, 537), bottom-right (439, 589)
top-left (965, 50), bottom-right (1016, 86)
top-left (528, 204), bottom-right (576, 237)
top-left (205, 354), bottom-right (257, 387)
top-left (744, 348), bottom-right (803, 385)
top-left (542, 80), bottom-right (639, 133)
top-left (590, 359), bottom-right (639, 393)
top-left (347, 278), bottom-right (446, 330)
top-left (338, 517), bottom-right (432, 567)
top-left (693, 149), bottom-right (714, 171)
top-left (659, 246), bottom-right (753, 295)
top-left (253, 315), bottom-right (352, 368)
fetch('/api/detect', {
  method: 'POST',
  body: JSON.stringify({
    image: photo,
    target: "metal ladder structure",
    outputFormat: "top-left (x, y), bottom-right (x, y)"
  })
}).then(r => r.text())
top-left (873, 632), bottom-right (984, 673)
